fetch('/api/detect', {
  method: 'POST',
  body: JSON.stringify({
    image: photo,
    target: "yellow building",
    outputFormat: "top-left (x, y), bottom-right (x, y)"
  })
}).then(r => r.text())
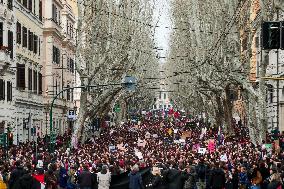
top-left (14, 0), bottom-right (44, 142)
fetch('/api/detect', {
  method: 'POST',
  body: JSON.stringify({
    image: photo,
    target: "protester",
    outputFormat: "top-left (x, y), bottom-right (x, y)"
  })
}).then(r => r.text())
top-left (44, 163), bottom-right (58, 189)
top-left (97, 165), bottom-right (111, 189)
top-left (78, 164), bottom-right (93, 189)
top-left (209, 162), bottom-right (226, 189)
top-left (8, 160), bottom-right (26, 189)
top-left (0, 166), bottom-right (7, 189)
top-left (129, 165), bottom-right (143, 189)
top-left (0, 112), bottom-right (283, 189)
top-left (183, 165), bottom-right (196, 189)
top-left (267, 170), bottom-right (282, 189)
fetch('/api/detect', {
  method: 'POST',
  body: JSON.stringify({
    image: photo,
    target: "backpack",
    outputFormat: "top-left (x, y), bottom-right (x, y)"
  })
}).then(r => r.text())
top-left (197, 165), bottom-right (206, 181)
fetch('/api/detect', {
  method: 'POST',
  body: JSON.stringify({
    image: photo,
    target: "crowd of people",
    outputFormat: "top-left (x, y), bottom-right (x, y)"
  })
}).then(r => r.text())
top-left (0, 113), bottom-right (283, 189)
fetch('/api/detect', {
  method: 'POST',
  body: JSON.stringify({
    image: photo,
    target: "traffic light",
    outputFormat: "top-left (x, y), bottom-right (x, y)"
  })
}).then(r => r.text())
top-left (271, 128), bottom-right (279, 140)
top-left (262, 22), bottom-right (280, 49)
top-left (8, 133), bottom-right (13, 146)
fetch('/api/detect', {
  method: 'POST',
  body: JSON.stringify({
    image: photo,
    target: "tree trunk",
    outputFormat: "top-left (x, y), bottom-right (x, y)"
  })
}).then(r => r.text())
top-left (71, 90), bottom-right (88, 148)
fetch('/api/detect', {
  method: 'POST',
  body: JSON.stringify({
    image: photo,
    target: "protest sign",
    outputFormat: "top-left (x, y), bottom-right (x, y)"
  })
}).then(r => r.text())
top-left (198, 148), bottom-right (206, 154)
top-left (208, 139), bottom-right (216, 153)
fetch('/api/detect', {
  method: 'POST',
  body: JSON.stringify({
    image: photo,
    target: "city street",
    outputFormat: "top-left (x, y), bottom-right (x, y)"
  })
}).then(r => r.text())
top-left (0, 0), bottom-right (284, 189)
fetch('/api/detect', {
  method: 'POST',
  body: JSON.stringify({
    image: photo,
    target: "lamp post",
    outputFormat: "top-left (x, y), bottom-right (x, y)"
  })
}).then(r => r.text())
top-left (49, 76), bottom-right (136, 152)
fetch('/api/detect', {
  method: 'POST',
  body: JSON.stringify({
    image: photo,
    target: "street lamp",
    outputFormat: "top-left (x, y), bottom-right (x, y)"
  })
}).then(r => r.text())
top-left (44, 103), bottom-right (49, 137)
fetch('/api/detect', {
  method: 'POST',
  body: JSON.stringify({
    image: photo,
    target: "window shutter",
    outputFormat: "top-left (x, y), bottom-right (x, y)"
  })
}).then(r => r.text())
top-left (8, 30), bottom-right (13, 59)
top-left (28, 68), bottom-right (32, 91)
top-left (57, 49), bottom-right (60, 64)
top-left (23, 27), bottom-right (27, 48)
top-left (33, 70), bottom-right (37, 93)
top-left (17, 22), bottom-right (21, 44)
top-left (0, 22), bottom-right (3, 47)
top-left (39, 73), bottom-right (42, 94)
top-left (7, 81), bottom-right (12, 101)
top-left (28, 0), bottom-right (32, 11)
top-left (0, 79), bottom-right (4, 100)
top-left (17, 64), bottom-right (25, 89)
top-left (33, 35), bottom-right (38, 54)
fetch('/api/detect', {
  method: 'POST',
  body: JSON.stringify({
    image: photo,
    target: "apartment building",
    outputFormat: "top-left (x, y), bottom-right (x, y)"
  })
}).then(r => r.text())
top-left (42, 0), bottom-right (76, 136)
top-left (0, 0), bottom-right (16, 137)
top-left (0, 0), bottom-right (77, 143)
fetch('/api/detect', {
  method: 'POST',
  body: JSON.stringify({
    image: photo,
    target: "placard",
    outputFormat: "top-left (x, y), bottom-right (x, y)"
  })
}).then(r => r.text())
top-left (198, 148), bottom-right (207, 154)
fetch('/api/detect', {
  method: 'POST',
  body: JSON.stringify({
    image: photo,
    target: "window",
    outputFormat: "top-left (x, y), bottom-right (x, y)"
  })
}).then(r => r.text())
top-left (17, 22), bottom-right (21, 44)
top-left (39, 1), bottom-right (42, 21)
top-left (28, 68), bottom-right (32, 91)
top-left (7, 0), bottom-right (12, 10)
top-left (28, 30), bottom-right (33, 51)
top-left (268, 85), bottom-right (274, 103)
top-left (0, 22), bottom-right (3, 47)
top-left (7, 81), bottom-right (12, 101)
top-left (52, 46), bottom-right (60, 64)
top-left (33, 70), bottom-right (37, 93)
top-left (8, 30), bottom-right (13, 59)
top-left (52, 4), bottom-right (57, 23)
top-left (164, 93), bottom-right (166, 99)
top-left (17, 64), bottom-right (25, 89)
top-left (38, 38), bottom-right (40, 55)
top-left (28, 0), bottom-right (32, 11)
top-left (39, 73), bottom-right (42, 94)
top-left (0, 79), bottom-right (5, 100)
top-left (33, 35), bottom-right (38, 54)
top-left (255, 36), bottom-right (259, 48)
top-left (22, 27), bottom-right (27, 47)
top-left (23, 0), bottom-right (27, 8)
top-left (70, 58), bottom-right (74, 73)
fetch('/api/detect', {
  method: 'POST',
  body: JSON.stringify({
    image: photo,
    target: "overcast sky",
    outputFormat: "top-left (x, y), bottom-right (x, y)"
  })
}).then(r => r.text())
top-left (153, 0), bottom-right (172, 63)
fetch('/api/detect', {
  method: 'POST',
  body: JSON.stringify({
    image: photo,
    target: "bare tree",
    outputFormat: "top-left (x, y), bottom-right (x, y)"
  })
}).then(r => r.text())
top-left (165, 0), bottom-right (276, 143)
top-left (73, 0), bottom-right (159, 144)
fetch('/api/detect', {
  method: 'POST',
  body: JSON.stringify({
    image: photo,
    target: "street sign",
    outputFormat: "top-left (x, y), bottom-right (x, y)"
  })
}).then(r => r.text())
top-left (114, 104), bottom-right (121, 113)
top-left (67, 110), bottom-right (76, 120)
top-left (122, 76), bottom-right (136, 91)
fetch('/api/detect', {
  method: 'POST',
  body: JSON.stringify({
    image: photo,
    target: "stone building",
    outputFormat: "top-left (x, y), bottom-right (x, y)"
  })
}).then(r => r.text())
top-left (0, 0), bottom-right (77, 144)
top-left (0, 0), bottom-right (16, 138)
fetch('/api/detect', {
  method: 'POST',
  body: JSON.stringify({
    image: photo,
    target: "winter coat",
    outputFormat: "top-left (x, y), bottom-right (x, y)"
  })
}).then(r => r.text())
top-left (97, 172), bottom-right (111, 189)
top-left (8, 166), bottom-right (26, 189)
top-left (0, 174), bottom-right (7, 189)
top-left (129, 171), bottom-right (144, 189)
top-left (44, 170), bottom-right (58, 189)
top-left (251, 170), bottom-right (262, 185)
top-left (78, 170), bottom-right (93, 188)
top-left (91, 172), bottom-right (98, 189)
top-left (231, 172), bottom-right (239, 189)
top-left (183, 173), bottom-right (196, 189)
top-left (267, 181), bottom-right (282, 189)
top-left (12, 173), bottom-right (41, 189)
top-left (151, 175), bottom-right (166, 189)
top-left (209, 168), bottom-right (226, 189)
top-left (59, 167), bottom-right (68, 188)
top-left (165, 168), bottom-right (186, 189)
top-left (239, 172), bottom-right (249, 186)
